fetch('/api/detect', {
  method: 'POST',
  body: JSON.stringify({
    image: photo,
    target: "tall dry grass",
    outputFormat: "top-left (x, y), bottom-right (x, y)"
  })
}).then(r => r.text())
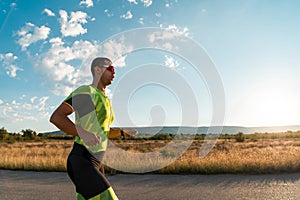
top-left (161, 139), bottom-right (300, 174)
top-left (0, 138), bottom-right (300, 174)
top-left (0, 140), bottom-right (72, 171)
top-left (104, 138), bottom-right (300, 174)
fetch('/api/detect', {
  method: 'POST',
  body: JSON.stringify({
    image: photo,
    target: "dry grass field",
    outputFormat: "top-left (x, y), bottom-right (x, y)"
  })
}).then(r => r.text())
top-left (164, 138), bottom-right (300, 174)
top-left (0, 140), bottom-right (71, 171)
top-left (1, 135), bottom-right (300, 174)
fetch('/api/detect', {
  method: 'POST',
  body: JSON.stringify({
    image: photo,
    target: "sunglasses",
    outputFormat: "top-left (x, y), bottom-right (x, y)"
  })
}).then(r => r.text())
top-left (106, 65), bottom-right (114, 72)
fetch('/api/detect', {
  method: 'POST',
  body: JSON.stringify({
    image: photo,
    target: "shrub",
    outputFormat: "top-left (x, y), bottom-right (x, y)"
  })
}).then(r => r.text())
top-left (235, 132), bottom-right (245, 142)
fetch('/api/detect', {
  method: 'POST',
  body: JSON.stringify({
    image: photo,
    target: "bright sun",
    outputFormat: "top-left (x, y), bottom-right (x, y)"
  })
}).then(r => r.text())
top-left (253, 88), bottom-right (292, 125)
top-left (235, 81), bottom-right (298, 126)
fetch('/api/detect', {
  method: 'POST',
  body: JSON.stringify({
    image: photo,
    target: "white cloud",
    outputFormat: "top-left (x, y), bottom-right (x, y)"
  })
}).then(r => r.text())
top-left (30, 96), bottom-right (38, 103)
top-left (164, 55), bottom-right (179, 69)
top-left (148, 24), bottom-right (190, 43)
top-left (155, 13), bottom-right (161, 17)
top-left (17, 22), bottom-right (51, 51)
top-left (165, 3), bottom-right (170, 8)
top-left (138, 18), bottom-right (144, 25)
top-left (141, 0), bottom-right (152, 7)
top-left (128, 0), bottom-right (138, 4)
top-left (80, 0), bottom-right (94, 8)
top-left (121, 10), bottom-right (133, 20)
top-left (0, 96), bottom-right (51, 124)
top-left (34, 35), bottom-right (130, 96)
top-left (166, 24), bottom-right (189, 36)
top-left (49, 37), bottom-right (64, 46)
top-left (20, 94), bottom-right (26, 100)
top-left (147, 25), bottom-right (191, 53)
top-left (99, 37), bottom-right (132, 67)
top-left (59, 10), bottom-right (88, 37)
top-left (0, 99), bottom-right (3, 105)
top-left (6, 64), bottom-right (23, 78)
top-left (51, 83), bottom-right (74, 97)
top-left (0, 52), bottom-right (23, 78)
top-left (36, 38), bottom-right (96, 82)
top-left (37, 96), bottom-right (49, 111)
top-left (43, 8), bottom-right (55, 16)
top-left (162, 42), bottom-right (173, 51)
top-left (104, 9), bottom-right (114, 17)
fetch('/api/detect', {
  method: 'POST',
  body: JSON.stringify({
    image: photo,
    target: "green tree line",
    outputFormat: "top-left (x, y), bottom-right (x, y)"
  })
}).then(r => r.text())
top-left (0, 127), bottom-right (73, 143)
top-left (1, 127), bottom-right (300, 143)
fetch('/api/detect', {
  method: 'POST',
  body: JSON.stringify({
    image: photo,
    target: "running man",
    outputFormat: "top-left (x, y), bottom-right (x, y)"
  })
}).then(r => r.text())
top-left (50, 57), bottom-right (135, 200)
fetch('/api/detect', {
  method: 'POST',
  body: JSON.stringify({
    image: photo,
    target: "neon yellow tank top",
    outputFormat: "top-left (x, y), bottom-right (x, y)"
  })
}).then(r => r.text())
top-left (64, 85), bottom-right (114, 152)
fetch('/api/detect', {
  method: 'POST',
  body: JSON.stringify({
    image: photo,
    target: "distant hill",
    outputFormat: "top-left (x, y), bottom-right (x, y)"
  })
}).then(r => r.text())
top-left (118, 125), bottom-right (300, 135)
top-left (44, 125), bottom-right (300, 135)
top-left (243, 125), bottom-right (300, 134)
top-left (42, 130), bottom-right (65, 135)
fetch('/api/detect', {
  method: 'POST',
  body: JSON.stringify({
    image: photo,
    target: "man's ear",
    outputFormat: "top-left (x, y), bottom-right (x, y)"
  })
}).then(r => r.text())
top-left (94, 66), bottom-right (104, 74)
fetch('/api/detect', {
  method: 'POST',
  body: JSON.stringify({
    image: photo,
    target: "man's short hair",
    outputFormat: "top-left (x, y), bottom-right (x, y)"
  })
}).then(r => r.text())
top-left (91, 57), bottom-right (112, 76)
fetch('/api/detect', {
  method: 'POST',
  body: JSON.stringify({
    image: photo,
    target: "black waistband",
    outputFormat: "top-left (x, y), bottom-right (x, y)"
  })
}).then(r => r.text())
top-left (71, 142), bottom-right (98, 160)
top-left (70, 142), bottom-right (105, 166)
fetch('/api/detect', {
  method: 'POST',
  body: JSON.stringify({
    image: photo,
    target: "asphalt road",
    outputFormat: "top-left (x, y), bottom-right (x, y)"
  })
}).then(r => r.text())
top-left (0, 170), bottom-right (299, 200)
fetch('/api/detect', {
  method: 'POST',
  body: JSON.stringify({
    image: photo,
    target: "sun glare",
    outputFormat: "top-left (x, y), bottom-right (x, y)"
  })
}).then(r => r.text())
top-left (235, 81), bottom-right (297, 126)
top-left (254, 88), bottom-right (292, 125)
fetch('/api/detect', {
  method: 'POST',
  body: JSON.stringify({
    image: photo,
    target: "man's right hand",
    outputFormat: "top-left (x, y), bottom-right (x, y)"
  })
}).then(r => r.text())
top-left (76, 125), bottom-right (101, 146)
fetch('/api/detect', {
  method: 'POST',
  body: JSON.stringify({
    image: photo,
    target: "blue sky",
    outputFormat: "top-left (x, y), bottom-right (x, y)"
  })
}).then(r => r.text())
top-left (0, 0), bottom-right (300, 133)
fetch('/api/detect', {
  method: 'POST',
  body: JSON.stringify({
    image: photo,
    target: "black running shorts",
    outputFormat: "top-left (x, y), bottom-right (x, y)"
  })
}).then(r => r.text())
top-left (67, 142), bottom-right (118, 199)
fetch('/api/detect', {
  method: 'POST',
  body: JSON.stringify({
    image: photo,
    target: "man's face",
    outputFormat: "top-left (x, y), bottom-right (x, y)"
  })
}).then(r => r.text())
top-left (100, 65), bottom-right (115, 86)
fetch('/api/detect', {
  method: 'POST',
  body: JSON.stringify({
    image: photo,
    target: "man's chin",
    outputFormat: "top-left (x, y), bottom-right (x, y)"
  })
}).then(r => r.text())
top-left (106, 80), bottom-right (112, 86)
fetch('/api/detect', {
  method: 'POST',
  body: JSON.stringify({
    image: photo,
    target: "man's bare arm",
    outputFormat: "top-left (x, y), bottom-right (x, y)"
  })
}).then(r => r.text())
top-left (49, 103), bottom-right (79, 137)
top-left (50, 103), bottom-right (101, 146)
